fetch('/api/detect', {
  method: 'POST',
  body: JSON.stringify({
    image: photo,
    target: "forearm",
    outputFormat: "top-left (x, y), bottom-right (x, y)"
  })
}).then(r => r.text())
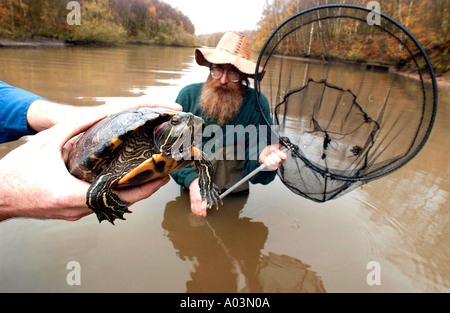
top-left (0, 163), bottom-right (53, 222)
top-left (0, 177), bottom-right (15, 222)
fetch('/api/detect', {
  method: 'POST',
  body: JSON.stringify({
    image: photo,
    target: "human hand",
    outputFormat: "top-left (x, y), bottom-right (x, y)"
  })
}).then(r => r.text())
top-left (258, 144), bottom-right (288, 171)
top-left (98, 97), bottom-right (182, 117)
top-left (0, 112), bottom-right (170, 222)
top-left (188, 178), bottom-right (209, 217)
top-left (27, 98), bottom-right (182, 132)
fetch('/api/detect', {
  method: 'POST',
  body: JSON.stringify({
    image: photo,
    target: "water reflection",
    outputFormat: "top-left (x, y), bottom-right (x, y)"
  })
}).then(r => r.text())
top-left (162, 190), bottom-right (325, 293)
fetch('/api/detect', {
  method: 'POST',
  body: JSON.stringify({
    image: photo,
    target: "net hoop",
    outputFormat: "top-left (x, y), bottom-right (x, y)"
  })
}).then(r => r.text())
top-left (254, 4), bottom-right (437, 183)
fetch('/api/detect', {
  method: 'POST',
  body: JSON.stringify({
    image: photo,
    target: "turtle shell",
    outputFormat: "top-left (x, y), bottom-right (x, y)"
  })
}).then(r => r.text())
top-left (67, 108), bottom-right (195, 184)
top-left (67, 107), bottom-right (220, 225)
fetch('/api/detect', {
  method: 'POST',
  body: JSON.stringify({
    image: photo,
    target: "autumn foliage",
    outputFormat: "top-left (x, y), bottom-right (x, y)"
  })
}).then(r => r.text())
top-left (253, 0), bottom-right (448, 73)
top-left (199, 0), bottom-right (448, 74)
top-left (0, 0), bottom-right (198, 46)
top-left (0, 0), bottom-right (447, 72)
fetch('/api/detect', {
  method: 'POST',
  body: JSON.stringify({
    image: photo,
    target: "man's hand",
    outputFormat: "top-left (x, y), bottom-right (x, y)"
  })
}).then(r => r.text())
top-left (258, 144), bottom-right (288, 170)
top-left (188, 178), bottom-right (208, 217)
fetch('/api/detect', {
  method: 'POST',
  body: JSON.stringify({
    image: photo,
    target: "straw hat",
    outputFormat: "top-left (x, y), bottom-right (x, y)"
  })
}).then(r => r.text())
top-left (195, 32), bottom-right (265, 80)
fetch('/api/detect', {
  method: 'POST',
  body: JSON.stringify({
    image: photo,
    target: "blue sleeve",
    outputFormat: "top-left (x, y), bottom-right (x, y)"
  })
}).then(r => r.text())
top-left (0, 81), bottom-right (48, 143)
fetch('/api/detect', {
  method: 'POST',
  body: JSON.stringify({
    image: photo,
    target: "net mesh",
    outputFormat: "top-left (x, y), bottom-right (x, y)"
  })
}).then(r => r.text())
top-left (254, 5), bottom-right (437, 202)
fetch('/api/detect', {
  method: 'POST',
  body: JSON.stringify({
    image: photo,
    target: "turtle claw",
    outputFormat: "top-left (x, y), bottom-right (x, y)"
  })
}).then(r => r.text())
top-left (201, 182), bottom-right (221, 210)
top-left (86, 183), bottom-right (131, 225)
top-left (96, 207), bottom-right (130, 225)
top-left (95, 200), bottom-right (131, 225)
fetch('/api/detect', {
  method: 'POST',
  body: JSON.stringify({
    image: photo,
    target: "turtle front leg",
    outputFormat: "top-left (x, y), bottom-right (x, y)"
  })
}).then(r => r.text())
top-left (194, 157), bottom-right (221, 209)
top-left (87, 174), bottom-right (130, 225)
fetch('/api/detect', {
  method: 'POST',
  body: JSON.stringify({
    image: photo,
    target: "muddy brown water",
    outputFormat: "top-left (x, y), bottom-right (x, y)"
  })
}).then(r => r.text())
top-left (0, 45), bottom-right (448, 292)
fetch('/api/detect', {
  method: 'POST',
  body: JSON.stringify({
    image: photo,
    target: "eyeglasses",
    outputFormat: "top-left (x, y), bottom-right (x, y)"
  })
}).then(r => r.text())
top-left (210, 66), bottom-right (241, 83)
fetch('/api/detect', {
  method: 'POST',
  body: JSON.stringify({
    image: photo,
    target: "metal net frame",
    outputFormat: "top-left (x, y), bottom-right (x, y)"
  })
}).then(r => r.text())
top-left (254, 4), bottom-right (437, 202)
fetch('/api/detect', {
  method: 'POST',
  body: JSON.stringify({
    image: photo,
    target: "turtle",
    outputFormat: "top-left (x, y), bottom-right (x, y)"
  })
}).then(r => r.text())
top-left (67, 108), bottom-right (220, 225)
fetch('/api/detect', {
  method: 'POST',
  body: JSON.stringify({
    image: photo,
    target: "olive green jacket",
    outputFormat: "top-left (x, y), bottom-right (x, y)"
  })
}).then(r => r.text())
top-left (170, 83), bottom-right (277, 192)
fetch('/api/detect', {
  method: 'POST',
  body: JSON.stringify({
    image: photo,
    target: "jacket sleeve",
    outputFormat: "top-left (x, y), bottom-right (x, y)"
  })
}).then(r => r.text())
top-left (0, 81), bottom-right (47, 143)
top-left (169, 165), bottom-right (199, 190)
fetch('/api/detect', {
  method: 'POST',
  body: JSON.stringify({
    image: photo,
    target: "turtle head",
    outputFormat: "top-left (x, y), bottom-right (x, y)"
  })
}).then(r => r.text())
top-left (153, 113), bottom-right (204, 160)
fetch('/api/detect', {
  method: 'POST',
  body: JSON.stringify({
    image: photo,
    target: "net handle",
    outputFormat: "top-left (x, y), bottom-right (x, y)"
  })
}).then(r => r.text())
top-left (219, 145), bottom-right (290, 200)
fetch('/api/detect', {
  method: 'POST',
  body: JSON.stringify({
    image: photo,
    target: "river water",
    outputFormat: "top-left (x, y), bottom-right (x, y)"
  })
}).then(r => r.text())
top-left (0, 45), bottom-right (448, 292)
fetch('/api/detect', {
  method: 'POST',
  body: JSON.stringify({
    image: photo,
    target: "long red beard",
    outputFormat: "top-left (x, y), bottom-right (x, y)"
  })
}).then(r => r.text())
top-left (199, 76), bottom-right (246, 126)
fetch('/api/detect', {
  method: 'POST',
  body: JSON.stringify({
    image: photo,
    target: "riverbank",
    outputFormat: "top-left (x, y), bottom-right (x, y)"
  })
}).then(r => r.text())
top-left (0, 36), bottom-right (200, 48)
top-left (0, 36), bottom-right (67, 47)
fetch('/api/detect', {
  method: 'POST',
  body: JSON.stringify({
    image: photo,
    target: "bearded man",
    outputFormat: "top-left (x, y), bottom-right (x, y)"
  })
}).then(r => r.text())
top-left (170, 32), bottom-right (287, 217)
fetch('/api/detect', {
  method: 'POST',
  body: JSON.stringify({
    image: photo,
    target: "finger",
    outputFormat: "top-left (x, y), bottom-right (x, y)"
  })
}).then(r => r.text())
top-left (276, 149), bottom-right (288, 159)
top-left (59, 112), bottom-right (108, 146)
top-left (190, 199), bottom-right (201, 216)
top-left (193, 206), bottom-right (207, 217)
top-left (201, 201), bottom-right (208, 217)
top-left (271, 153), bottom-right (282, 164)
top-left (265, 155), bottom-right (279, 170)
top-left (116, 176), bottom-right (170, 204)
top-left (103, 102), bottom-right (182, 115)
top-left (134, 102), bottom-right (183, 112)
top-left (38, 111), bottom-right (107, 148)
top-left (190, 199), bottom-right (207, 217)
top-left (266, 154), bottom-right (277, 165)
top-left (61, 134), bottom-right (80, 161)
top-left (274, 151), bottom-right (287, 167)
top-left (190, 202), bottom-right (200, 216)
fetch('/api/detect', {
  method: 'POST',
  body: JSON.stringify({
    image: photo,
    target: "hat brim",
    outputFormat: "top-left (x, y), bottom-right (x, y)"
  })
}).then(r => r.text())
top-left (195, 48), bottom-right (265, 81)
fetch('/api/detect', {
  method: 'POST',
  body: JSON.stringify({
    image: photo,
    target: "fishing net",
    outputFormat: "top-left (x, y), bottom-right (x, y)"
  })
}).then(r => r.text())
top-left (254, 4), bottom-right (437, 202)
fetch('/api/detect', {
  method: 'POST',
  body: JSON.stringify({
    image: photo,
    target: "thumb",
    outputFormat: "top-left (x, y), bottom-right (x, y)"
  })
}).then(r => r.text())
top-left (41, 111), bottom-right (107, 148)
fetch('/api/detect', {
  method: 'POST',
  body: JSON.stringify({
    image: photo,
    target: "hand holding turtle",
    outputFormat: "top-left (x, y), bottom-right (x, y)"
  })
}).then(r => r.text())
top-left (26, 99), bottom-right (182, 132)
top-left (0, 100), bottom-right (183, 223)
top-left (0, 111), bottom-right (170, 222)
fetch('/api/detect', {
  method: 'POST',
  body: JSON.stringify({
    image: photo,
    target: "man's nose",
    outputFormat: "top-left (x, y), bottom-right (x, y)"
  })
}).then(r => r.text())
top-left (220, 69), bottom-right (229, 84)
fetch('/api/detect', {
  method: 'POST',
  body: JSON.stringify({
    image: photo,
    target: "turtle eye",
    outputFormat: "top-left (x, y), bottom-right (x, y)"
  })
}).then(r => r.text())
top-left (171, 116), bottom-right (180, 125)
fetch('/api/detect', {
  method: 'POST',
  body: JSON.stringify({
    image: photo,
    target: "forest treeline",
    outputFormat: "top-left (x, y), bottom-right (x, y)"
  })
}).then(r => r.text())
top-left (198, 0), bottom-right (448, 73)
top-left (1, 0), bottom-right (447, 72)
top-left (0, 0), bottom-right (198, 46)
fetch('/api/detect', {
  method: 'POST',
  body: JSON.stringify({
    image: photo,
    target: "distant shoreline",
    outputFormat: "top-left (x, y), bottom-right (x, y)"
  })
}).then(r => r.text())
top-left (1, 36), bottom-right (448, 88)
top-left (0, 36), bottom-right (67, 47)
top-left (0, 36), bottom-right (199, 48)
